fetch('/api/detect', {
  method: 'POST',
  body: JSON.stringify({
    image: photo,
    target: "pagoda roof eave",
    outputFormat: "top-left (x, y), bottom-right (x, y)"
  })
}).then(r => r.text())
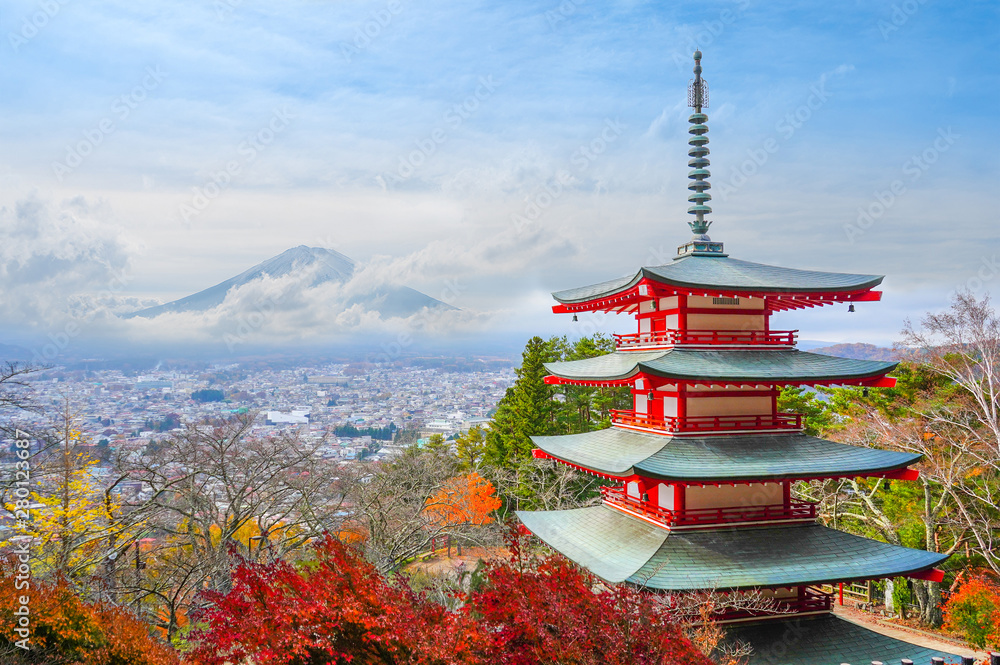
top-left (516, 506), bottom-right (948, 591)
top-left (530, 430), bottom-right (922, 483)
top-left (720, 614), bottom-right (963, 665)
top-left (551, 256), bottom-right (885, 307)
top-left (543, 349), bottom-right (898, 386)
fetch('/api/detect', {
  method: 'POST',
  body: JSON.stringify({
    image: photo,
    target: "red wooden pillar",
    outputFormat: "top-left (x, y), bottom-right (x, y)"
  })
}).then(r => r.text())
top-left (678, 293), bottom-right (688, 331)
top-left (677, 383), bottom-right (687, 430)
top-left (674, 484), bottom-right (686, 513)
top-left (648, 385), bottom-right (662, 421)
top-left (838, 582), bottom-right (844, 606)
top-left (782, 481), bottom-right (791, 508)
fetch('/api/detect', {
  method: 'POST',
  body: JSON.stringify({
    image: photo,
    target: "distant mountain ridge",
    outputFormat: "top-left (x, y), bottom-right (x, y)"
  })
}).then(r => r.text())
top-left (0, 342), bottom-right (31, 361)
top-left (125, 246), bottom-right (451, 319)
top-left (809, 342), bottom-right (899, 362)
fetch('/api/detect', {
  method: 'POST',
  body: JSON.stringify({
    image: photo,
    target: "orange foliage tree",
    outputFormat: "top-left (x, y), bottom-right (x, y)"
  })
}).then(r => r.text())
top-left (424, 472), bottom-right (502, 527)
top-left (942, 574), bottom-right (1000, 649)
top-left (0, 570), bottom-right (178, 664)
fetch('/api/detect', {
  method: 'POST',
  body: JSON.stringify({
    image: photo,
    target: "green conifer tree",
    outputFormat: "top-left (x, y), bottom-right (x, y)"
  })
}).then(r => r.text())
top-left (484, 337), bottom-right (556, 469)
top-left (455, 426), bottom-right (487, 471)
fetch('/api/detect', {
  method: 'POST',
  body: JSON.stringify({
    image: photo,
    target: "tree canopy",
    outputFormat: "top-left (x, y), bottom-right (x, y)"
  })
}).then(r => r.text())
top-left (186, 534), bottom-right (712, 665)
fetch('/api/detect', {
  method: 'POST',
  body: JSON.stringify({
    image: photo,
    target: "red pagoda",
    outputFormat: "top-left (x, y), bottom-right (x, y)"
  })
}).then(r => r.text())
top-left (517, 52), bottom-right (963, 665)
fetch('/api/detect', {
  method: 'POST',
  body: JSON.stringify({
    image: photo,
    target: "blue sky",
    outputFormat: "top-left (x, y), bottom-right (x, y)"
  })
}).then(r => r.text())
top-left (0, 0), bottom-right (997, 355)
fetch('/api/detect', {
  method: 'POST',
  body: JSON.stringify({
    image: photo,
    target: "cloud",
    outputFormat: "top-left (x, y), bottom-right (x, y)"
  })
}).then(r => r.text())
top-left (107, 222), bottom-right (575, 350)
top-left (0, 0), bottom-right (994, 357)
top-left (0, 193), bottom-right (136, 328)
top-left (112, 264), bottom-right (494, 352)
top-left (0, 185), bottom-right (586, 356)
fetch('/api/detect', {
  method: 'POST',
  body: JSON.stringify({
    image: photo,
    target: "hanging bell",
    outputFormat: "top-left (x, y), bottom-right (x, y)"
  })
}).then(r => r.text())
top-left (572, 314), bottom-right (578, 322)
top-left (848, 304), bottom-right (855, 313)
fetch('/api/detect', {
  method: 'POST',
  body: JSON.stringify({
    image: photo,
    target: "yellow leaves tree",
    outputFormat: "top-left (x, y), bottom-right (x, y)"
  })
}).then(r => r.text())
top-left (2, 413), bottom-right (135, 580)
top-left (26, 453), bottom-right (117, 577)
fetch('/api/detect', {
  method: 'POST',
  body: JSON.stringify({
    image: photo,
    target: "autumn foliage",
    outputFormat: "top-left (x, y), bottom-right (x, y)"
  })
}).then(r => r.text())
top-left (187, 533), bottom-right (714, 665)
top-left (466, 546), bottom-right (715, 664)
top-left (0, 571), bottom-right (178, 664)
top-left (187, 535), bottom-right (475, 664)
top-left (942, 573), bottom-right (1000, 649)
top-left (424, 472), bottom-right (502, 526)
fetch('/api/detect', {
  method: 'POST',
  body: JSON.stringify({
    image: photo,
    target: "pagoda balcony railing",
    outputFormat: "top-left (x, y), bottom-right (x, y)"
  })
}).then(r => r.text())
top-left (613, 329), bottom-right (797, 349)
top-left (600, 485), bottom-right (817, 528)
top-left (609, 410), bottom-right (803, 433)
top-left (711, 587), bottom-right (833, 622)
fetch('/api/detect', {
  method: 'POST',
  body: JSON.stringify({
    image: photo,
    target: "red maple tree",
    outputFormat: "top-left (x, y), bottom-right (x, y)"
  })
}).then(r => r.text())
top-left (187, 535), bottom-right (477, 664)
top-left (187, 533), bottom-right (714, 665)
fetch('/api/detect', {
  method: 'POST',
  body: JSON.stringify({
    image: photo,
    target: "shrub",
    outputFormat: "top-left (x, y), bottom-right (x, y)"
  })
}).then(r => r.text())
top-left (942, 574), bottom-right (1000, 649)
top-left (187, 534), bottom-right (714, 665)
top-left (0, 572), bottom-right (178, 664)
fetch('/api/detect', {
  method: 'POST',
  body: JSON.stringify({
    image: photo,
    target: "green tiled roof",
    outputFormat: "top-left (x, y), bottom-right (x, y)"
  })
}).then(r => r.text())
top-left (544, 350), bottom-right (665, 381)
top-left (721, 614), bottom-right (963, 665)
top-left (517, 506), bottom-right (947, 591)
top-left (533, 428), bottom-right (671, 476)
top-left (544, 349), bottom-right (896, 383)
top-left (517, 507), bottom-right (667, 583)
top-left (531, 430), bottom-right (921, 481)
top-left (552, 255), bottom-right (883, 304)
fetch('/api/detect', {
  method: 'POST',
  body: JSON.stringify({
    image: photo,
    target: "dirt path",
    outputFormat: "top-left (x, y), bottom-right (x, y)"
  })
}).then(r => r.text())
top-left (407, 546), bottom-right (506, 576)
top-left (833, 604), bottom-right (989, 661)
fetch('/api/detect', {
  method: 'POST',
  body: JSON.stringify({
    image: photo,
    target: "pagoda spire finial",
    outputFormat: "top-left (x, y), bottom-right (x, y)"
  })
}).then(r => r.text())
top-left (676, 50), bottom-right (726, 258)
top-left (687, 50), bottom-right (711, 237)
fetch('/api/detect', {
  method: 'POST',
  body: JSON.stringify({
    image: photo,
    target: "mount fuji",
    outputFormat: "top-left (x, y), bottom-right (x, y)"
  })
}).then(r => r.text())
top-left (124, 246), bottom-right (452, 319)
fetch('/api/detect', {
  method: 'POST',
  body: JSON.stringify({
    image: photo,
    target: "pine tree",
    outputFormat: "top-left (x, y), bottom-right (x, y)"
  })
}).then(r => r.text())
top-left (776, 385), bottom-right (834, 436)
top-left (424, 433), bottom-right (448, 453)
top-left (484, 337), bottom-right (556, 469)
top-left (454, 426), bottom-right (487, 471)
